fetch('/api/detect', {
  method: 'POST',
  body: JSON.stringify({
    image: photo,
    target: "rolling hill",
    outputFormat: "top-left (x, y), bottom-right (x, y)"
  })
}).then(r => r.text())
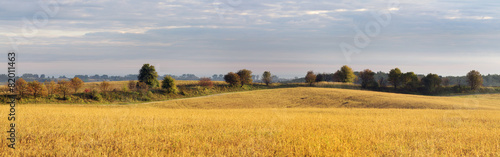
top-left (144, 87), bottom-right (500, 110)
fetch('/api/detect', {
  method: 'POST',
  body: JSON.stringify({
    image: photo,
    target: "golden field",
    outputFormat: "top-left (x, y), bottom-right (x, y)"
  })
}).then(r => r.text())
top-left (1, 87), bottom-right (499, 156)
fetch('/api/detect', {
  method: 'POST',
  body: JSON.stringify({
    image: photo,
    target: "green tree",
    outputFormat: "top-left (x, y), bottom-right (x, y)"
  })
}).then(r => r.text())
top-left (333, 70), bottom-right (342, 82)
top-left (359, 69), bottom-right (377, 89)
top-left (224, 72), bottom-right (241, 87)
top-left (262, 71), bottom-right (272, 86)
top-left (421, 73), bottom-right (442, 94)
top-left (138, 64), bottom-right (160, 88)
top-left (162, 76), bottom-right (179, 94)
top-left (339, 65), bottom-right (356, 83)
top-left (388, 68), bottom-right (402, 89)
top-left (70, 77), bottom-right (84, 93)
top-left (466, 70), bottom-right (483, 90)
top-left (28, 80), bottom-right (43, 98)
top-left (305, 71), bottom-right (316, 86)
top-left (402, 72), bottom-right (419, 91)
top-left (237, 69), bottom-right (253, 87)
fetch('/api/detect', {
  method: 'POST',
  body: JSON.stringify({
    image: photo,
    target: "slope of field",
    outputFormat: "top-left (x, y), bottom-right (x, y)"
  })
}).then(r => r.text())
top-left (144, 87), bottom-right (500, 109)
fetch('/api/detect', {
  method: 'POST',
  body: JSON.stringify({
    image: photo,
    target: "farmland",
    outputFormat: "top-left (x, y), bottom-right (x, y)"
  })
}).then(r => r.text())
top-left (1, 87), bottom-right (499, 156)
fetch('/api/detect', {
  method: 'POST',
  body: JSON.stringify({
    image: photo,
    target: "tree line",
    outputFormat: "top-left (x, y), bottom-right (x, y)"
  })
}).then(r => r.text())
top-left (304, 65), bottom-right (486, 95)
top-left (5, 64), bottom-right (493, 102)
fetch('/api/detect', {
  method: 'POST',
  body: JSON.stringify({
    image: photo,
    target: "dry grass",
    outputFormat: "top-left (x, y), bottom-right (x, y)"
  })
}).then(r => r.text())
top-left (1, 87), bottom-right (499, 156)
top-left (147, 87), bottom-right (500, 110)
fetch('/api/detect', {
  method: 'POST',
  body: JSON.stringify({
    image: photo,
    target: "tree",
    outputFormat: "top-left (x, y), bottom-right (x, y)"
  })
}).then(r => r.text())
top-left (388, 68), bottom-right (402, 89)
top-left (138, 64), bottom-right (160, 88)
top-left (339, 65), bottom-right (356, 83)
top-left (305, 71), bottom-right (316, 86)
top-left (100, 81), bottom-right (111, 92)
top-left (70, 77), bottom-right (84, 93)
top-left (128, 80), bottom-right (136, 91)
top-left (421, 73), bottom-right (442, 94)
top-left (28, 80), bottom-right (43, 98)
top-left (57, 80), bottom-right (71, 99)
top-left (237, 69), bottom-right (253, 87)
top-left (359, 69), bottom-right (377, 89)
top-left (466, 70), bottom-right (483, 90)
top-left (16, 78), bottom-right (28, 97)
top-left (45, 80), bottom-right (56, 97)
top-left (402, 72), bottom-right (419, 91)
top-left (262, 71), bottom-right (272, 86)
top-left (316, 73), bottom-right (329, 82)
top-left (224, 72), bottom-right (240, 87)
top-left (162, 76), bottom-right (178, 94)
top-left (199, 77), bottom-right (214, 87)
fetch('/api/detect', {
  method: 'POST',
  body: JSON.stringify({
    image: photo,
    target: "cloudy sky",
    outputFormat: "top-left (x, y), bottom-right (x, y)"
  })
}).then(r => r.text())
top-left (0, 0), bottom-right (499, 78)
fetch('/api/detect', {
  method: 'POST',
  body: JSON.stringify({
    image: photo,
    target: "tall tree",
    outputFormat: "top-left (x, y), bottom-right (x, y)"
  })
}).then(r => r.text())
top-left (57, 80), bottom-right (71, 99)
top-left (359, 69), bottom-right (377, 89)
top-left (388, 68), bottom-right (402, 89)
top-left (339, 65), bottom-right (356, 83)
top-left (224, 72), bottom-right (241, 87)
top-left (421, 73), bottom-right (441, 94)
top-left (305, 71), bottom-right (316, 86)
top-left (138, 64), bottom-right (160, 88)
top-left (262, 71), bottom-right (272, 86)
top-left (128, 80), bottom-right (136, 91)
top-left (237, 69), bottom-right (253, 87)
top-left (16, 78), bottom-right (28, 97)
top-left (162, 76), bottom-right (178, 94)
top-left (466, 70), bottom-right (483, 90)
top-left (28, 80), bottom-right (43, 98)
top-left (70, 77), bottom-right (84, 93)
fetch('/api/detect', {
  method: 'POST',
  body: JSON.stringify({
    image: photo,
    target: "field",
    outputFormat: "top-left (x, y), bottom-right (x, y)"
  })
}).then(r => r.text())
top-left (1, 87), bottom-right (499, 156)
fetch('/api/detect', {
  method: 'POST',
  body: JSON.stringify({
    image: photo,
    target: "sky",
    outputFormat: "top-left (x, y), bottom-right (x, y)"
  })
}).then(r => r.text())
top-left (0, 0), bottom-right (499, 78)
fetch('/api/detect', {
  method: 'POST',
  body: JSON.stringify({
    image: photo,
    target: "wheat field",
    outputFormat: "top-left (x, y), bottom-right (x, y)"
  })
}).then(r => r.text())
top-left (1, 87), bottom-right (499, 156)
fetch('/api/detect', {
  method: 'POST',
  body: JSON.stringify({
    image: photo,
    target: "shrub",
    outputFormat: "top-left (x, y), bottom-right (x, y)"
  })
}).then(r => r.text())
top-left (262, 71), bottom-right (272, 86)
top-left (138, 64), bottom-right (160, 88)
top-left (162, 76), bottom-right (178, 94)
top-left (136, 82), bottom-right (149, 93)
top-left (70, 77), bottom-right (84, 93)
top-left (199, 77), bottom-right (214, 87)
